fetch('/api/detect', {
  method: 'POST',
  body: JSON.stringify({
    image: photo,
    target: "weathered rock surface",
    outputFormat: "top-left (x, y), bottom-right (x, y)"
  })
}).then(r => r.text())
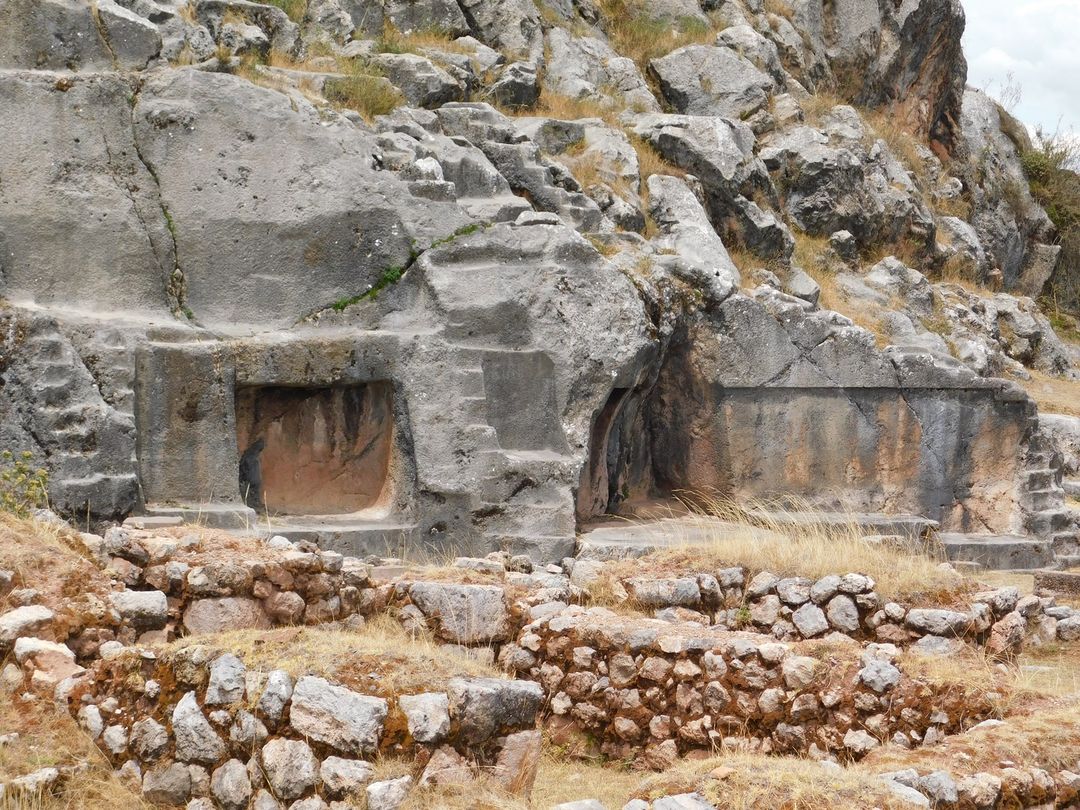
top-left (289, 676), bottom-right (388, 754)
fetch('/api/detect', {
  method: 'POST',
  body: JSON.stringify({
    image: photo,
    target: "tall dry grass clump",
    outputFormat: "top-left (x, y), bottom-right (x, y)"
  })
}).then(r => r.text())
top-left (324, 60), bottom-right (403, 121)
top-left (615, 493), bottom-right (965, 604)
top-left (593, 0), bottom-right (724, 70)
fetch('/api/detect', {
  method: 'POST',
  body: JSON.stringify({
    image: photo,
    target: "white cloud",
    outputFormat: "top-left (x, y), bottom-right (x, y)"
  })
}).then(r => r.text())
top-left (962, 0), bottom-right (1080, 137)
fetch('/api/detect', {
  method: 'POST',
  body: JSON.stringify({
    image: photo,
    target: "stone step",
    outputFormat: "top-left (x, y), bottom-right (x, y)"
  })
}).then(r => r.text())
top-left (36, 381), bottom-right (74, 407)
top-left (142, 502), bottom-right (259, 531)
top-left (577, 516), bottom-right (780, 561)
top-left (1020, 488), bottom-right (1064, 512)
top-left (485, 532), bottom-right (575, 563)
top-left (1025, 509), bottom-right (1074, 538)
top-left (940, 533), bottom-right (1055, 570)
top-left (1065, 480), bottom-right (1080, 499)
top-left (23, 337), bottom-right (65, 361)
top-left (1052, 554), bottom-right (1080, 570)
top-left (459, 395), bottom-right (487, 420)
top-left (266, 518), bottom-right (422, 559)
top-left (452, 366), bottom-right (486, 397)
top-left (52, 474), bottom-right (137, 517)
top-left (478, 500), bottom-right (575, 538)
top-left (1051, 531), bottom-right (1080, 556)
top-left (1024, 468), bottom-right (1063, 490)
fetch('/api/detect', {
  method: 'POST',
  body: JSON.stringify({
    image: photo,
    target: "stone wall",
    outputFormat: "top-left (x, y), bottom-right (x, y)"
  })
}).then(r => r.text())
top-left (71, 646), bottom-right (543, 807)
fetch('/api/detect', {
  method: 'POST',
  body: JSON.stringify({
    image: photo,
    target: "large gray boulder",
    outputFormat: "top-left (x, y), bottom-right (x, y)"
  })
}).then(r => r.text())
top-left (446, 677), bottom-right (543, 743)
top-left (544, 29), bottom-right (659, 113)
top-left (959, 88), bottom-right (1059, 291)
top-left (0, 72), bottom-right (175, 314)
top-left (172, 692), bottom-right (227, 764)
top-left (771, 0), bottom-right (966, 150)
top-left (649, 45), bottom-right (774, 123)
top-left (646, 174), bottom-right (740, 305)
top-left (455, 0), bottom-right (542, 59)
top-left (369, 53), bottom-right (463, 108)
top-left (408, 583), bottom-right (510, 644)
top-left (109, 590), bottom-right (168, 630)
top-left (289, 676), bottom-right (388, 754)
top-left (261, 738), bottom-right (319, 800)
top-left (759, 106), bottom-right (933, 248)
top-left (0, 0), bottom-right (160, 71)
top-left (341, 0), bottom-right (469, 38)
top-left (632, 114), bottom-right (792, 258)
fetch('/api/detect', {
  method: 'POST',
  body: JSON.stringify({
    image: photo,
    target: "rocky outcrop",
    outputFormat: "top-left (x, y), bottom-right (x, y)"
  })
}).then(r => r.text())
top-left (958, 88), bottom-right (1061, 291)
top-left (0, 0), bottom-right (1075, 569)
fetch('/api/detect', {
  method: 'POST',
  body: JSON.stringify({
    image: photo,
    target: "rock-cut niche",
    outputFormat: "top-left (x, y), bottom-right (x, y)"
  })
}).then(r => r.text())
top-left (235, 383), bottom-right (394, 515)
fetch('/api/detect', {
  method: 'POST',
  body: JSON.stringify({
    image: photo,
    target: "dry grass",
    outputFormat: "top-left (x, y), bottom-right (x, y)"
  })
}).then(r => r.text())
top-left (631, 136), bottom-right (686, 184)
top-left (594, 0), bottom-right (723, 70)
top-left (400, 782), bottom-right (525, 809)
top-left (1023, 370), bottom-right (1080, 417)
top-left (786, 231), bottom-right (892, 346)
top-left (176, 1), bottom-right (197, 24)
top-left (862, 233), bottom-right (929, 273)
top-left (864, 699), bottom-right (1080, 774)
top-left (591, 495), bottom-right (969, 605)
top-left (898, 647), bottom-right (1018, 713)
top-left (0, 512), bottom-right (112, 616)
top-left (324, 59), bottom-right (403, 121)
top-left (859, 108), bottom-right (927, 186)
top-left (932, 192), bottom-right (974, 220)
top-left (260, 0), bottom-right (307, 23)
top-left (157, 615), bottom-right (501, 697)
top-left (1015, 643), bottom-right (1080, 697)
top-left (0, 694), bottom-right (150, 810)
top-left (628, 135), bottom-right (687, 236)
top-left (790, 231), bottom-right (832, 276)
top-left (375, 23), bottom-right (474, 56)
top-left (500, 90), bottom-right (626, 126)
top-left (762, 0), bottom-right (795, 21)
top-left (632, 753), bottom-right (912, 809)
top-left (798, 92), bottom-right (847, 128)
top-left (531, 755), bottom-right (641, 808)
top-left (935, 251), bottom-right (984, 290)
top-left (398, 753), bottom-right (642, 809)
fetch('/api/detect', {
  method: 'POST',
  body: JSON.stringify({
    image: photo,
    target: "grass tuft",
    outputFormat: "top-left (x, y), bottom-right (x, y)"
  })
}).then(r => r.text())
top-left (324, 59), bottom-right (403, 121)
top-left (589, 494), bottom-right (968, 605)
top-left (594, 0), bottom-right (723, 71)
top-left (158, 614), bottom-right (501, 697)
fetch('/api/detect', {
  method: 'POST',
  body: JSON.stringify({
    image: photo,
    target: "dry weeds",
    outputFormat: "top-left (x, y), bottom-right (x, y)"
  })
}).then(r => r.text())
top-left (499, 90), bottom-right (626, 126)
top-left (0, 513), bottom-right (112, 615)
top-left (632, 753), bottom-right (912, 809)
top-left (1022, 370), bottom-right (1080, 417)
top-left (588, 495), bottom-right (968, 605)
top-left (864, 699), bottom-right (1080, 774)
top-left (157, 615), bottom-right (502, 697)
top-left (593, 0), bottom-right (723, 71)
top-left (0, 694), bottom-right (150, 810)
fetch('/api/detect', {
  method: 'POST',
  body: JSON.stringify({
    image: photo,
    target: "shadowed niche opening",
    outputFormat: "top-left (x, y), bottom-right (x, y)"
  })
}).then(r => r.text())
top-left (235, 383), bottom-right (394, 515)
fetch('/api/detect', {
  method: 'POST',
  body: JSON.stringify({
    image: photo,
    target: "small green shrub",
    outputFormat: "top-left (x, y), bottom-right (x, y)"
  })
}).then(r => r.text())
top-left (1022, 128), bottom-right (1080, 314)
top-left (0, 450), bottom-right (49, 517)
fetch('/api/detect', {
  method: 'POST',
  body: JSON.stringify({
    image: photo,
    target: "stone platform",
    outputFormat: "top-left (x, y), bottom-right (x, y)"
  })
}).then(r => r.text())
top-left (940, 533), bottom-right (1055, 570)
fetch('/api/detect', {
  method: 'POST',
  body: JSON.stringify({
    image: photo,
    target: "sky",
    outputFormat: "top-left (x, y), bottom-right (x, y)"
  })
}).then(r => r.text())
top-left (962, 0), bottom-right (1080, 137)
